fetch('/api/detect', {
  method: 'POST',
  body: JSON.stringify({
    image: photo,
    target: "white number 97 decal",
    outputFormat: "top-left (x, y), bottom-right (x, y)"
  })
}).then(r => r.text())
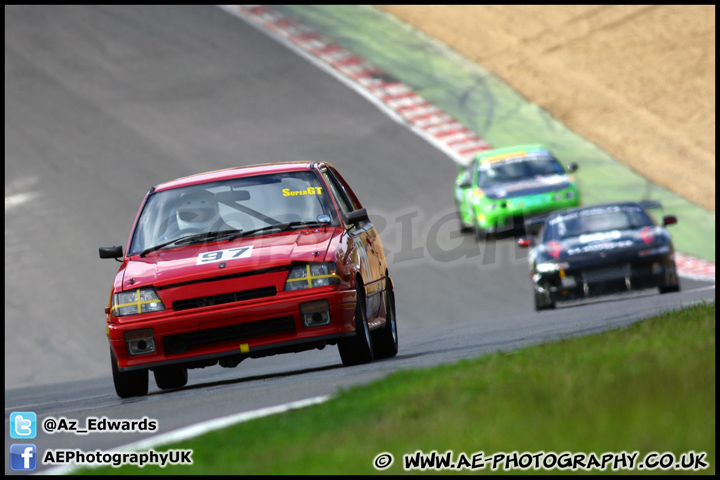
top-left (196, 246), bottom-right (253, 265)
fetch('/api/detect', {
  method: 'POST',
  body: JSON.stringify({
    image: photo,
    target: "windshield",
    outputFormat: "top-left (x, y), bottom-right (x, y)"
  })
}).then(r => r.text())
top-left (477, 153), bottom-right (564, 188)
top-left (128, 170), bottom-right (338, 256)
top-left (544, 206), bottom-right (655, 241)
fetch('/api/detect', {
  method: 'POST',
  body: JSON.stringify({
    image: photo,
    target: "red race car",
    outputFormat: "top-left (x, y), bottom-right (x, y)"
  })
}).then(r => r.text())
top-left (99, 162), bottom-right (397, 397)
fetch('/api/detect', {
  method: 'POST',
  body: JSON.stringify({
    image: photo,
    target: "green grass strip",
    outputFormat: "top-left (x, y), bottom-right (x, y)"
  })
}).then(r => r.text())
top-left (273, 5), bottom-right (714, 263)
top-left (78, 301), bottom-right (714, 475)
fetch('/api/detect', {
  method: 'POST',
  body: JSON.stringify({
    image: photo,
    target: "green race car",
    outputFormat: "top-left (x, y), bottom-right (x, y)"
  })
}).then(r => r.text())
top-left (455, 145), bottom-right (580, 239)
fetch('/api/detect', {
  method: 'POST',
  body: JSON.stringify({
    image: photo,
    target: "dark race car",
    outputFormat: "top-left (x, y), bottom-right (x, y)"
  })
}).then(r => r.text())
top-left (99, 161), bottom-right (398, 397)
top-left (517, 201), bottom-right (681, 310)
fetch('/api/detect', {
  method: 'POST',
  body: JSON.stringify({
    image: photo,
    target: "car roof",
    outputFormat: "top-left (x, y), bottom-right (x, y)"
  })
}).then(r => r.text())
top-left (151, 161), bottom-right (330, 192)
top-left (475, 144), bottom-right (550, 163)
top-left (548, 201), bottom-right (656, 218)
top-left (524, 201), bottom-right (661, 233)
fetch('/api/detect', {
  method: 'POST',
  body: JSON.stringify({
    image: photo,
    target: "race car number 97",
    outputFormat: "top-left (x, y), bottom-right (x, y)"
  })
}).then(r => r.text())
top-left (196, 246), bottom-right (253, 265)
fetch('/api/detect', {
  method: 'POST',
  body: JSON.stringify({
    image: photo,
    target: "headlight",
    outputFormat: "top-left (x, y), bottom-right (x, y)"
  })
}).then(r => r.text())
top-left (112, 287), bottom-right (166, 317)
top-left (554, 190), bottom-right (575, 201)
top-left (472, 188), bottom-right (484, 205)
top-left (639, 245), bottom-right (671, 257)
top-left (536, 262), bottom-right (569, 273)
top-left (284, 262), bottom-right (341, 291)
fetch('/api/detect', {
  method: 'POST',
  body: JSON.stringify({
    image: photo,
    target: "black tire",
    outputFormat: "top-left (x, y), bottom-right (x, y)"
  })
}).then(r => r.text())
top-left (458, 215), bottom-right (473, 233)
top-left (153, 365), bottom-right (188, 390)
top-left (111, 350), bottom-right (148, 398)
top-left (455, 202), bottom-right (473, 233)
top-left (533, 285), bottom-right (556, 311)
top-left (659, 283), bottom-right (681, 294)
top-left (474, 224), bottom-right (487, 243)
top-left (372, 280), bottom-right (398, 360)
top-left (459, 222), bottom-right (473, 234)
top-left (338, 283), bottom-right (374, 366)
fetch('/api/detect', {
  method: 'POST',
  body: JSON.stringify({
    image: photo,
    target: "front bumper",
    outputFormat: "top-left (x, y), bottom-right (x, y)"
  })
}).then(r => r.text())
top-left (477, 195), bottom-right (579, 232)
top-left (534, 253), bottom-right (678, 302)
top-left (107, 287), bottom-right (356, 371)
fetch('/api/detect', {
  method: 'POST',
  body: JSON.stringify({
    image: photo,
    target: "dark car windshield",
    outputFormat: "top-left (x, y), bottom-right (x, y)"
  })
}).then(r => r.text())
top-left (128, 170), bottom-right (338, 256)
top-left (544, 205), bottom-right (655, 241)
top-left (477, 153), bottom-right (564, 188)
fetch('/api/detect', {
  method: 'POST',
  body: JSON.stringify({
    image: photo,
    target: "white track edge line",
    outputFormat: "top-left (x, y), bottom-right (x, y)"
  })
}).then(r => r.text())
top-left (38, 395), bottom-right (331, 475)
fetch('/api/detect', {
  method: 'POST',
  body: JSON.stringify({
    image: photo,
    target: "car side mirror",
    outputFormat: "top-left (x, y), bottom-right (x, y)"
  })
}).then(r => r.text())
top-left (456, 178), bottom-right (472, 188)
top-left (100, 245), bottom-right (124, 262)
top-left (517, 237), bottom-right (533, 248)
top-left (346, 208), bottom-right (369, 226)
top-left (662, 215), bottom-right (677, 226)
top-left (567, 162), bottom-right (579, 173)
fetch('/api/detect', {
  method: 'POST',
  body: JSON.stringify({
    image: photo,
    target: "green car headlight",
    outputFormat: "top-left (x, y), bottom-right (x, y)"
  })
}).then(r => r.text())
top-left (112, 287), bottom-right (166, 316)
top-left (553, 189), bottom-right (576, 201)
top-left (284, 262), bottom-right (341, 291)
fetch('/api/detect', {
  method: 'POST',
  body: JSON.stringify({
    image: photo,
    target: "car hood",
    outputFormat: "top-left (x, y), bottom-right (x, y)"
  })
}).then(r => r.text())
top-left (483, 174), bottom-right (571, 200)
top-left (119, 227), bottom-right (341, 290)
top-left (540, 227), bottom-right (670, 262)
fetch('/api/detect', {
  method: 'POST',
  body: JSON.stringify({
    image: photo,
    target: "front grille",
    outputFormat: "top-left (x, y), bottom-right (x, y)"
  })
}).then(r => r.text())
top-left (173, 286), bottom-right (277, 311)
top-left (631, 263), bottom-right (653, 277)
top-left (163, 316), bottom-right (296, 354)
top-left (582, 264), bottom-right (629, 283)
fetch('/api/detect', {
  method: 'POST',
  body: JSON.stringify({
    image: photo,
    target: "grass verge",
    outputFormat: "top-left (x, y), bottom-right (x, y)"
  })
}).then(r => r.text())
top-left (78, 302), bottom-right (714, 475)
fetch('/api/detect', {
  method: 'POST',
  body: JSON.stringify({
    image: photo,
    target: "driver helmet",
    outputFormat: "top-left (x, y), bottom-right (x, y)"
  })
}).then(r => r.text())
top-left (176, 189), bottom-right (221, 231)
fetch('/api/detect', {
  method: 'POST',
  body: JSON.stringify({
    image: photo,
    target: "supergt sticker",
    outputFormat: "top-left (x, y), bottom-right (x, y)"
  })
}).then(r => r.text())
top-left (282, 187), bottom-right (323, 196)
top-left (197, 246), bottom-right (253, 265)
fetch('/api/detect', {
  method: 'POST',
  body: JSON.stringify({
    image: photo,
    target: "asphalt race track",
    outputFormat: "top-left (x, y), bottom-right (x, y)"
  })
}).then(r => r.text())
top-left (4, 6), bottom-right (715, 474)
